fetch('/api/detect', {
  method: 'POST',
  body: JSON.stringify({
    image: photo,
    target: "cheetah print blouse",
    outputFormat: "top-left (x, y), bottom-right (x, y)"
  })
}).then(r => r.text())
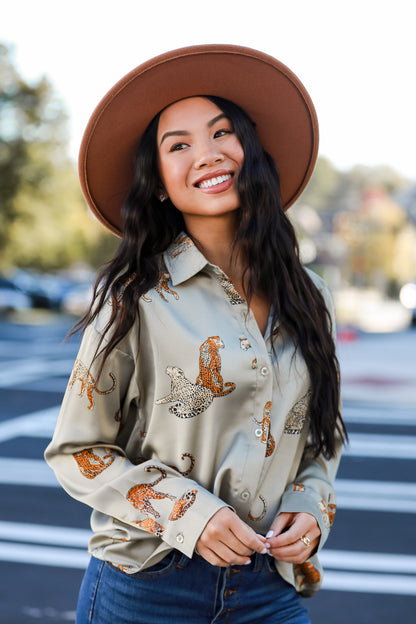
top-left (45, 233), bottom-right (343, 597)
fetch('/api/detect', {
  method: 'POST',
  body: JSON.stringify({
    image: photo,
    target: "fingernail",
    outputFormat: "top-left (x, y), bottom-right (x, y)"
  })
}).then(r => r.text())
top-left (244, 560), bottom-right (251, 565)
top-left (261, 547), bottom-right (269, 554)
top-left (266, 530), bottom-right (274, 539)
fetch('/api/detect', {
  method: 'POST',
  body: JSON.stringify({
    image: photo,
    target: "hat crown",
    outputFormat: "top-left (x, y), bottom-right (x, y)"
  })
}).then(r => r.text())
top-left (79, 44), bottom-right (319, 235)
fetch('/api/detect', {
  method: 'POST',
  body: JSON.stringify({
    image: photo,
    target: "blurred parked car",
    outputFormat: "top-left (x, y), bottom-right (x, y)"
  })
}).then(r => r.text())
top-left (60, 283), bottom-right (94, 316)
top-left (0, 276), bottom-right (31, 312)
top-left (399, 283), bottom-right (416, 327)
top-left (10, 269), bottom-right (74, 310)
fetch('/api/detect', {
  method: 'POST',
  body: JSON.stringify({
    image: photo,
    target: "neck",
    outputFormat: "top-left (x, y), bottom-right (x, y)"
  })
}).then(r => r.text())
top-left (183, 212), bottom-right (271, 335)
top-left (183, 213), bottom-right (243, 278)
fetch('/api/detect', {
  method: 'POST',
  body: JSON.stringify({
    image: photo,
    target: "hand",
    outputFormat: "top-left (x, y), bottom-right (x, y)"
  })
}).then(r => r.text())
top-left (265, 512), bottom-right (321, 564)
top-left (196, 507), bottom-right (269, 567)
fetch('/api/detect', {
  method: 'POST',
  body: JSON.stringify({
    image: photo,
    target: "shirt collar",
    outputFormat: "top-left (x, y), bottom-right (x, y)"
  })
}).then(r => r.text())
top-left (163, 233), bottom-right (210, 286)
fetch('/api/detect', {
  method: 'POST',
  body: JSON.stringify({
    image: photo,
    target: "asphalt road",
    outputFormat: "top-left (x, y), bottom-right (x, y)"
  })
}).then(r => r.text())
top-left (0, 313), bottom-right (415, 623)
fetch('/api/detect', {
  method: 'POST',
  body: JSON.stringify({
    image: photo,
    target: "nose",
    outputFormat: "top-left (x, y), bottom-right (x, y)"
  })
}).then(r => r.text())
top-left (193, 139), bottom-right (224, 169)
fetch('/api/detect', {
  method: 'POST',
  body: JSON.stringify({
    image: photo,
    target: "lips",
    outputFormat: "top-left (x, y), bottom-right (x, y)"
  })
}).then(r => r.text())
top-left (194, 170), bottom-right (234, 189)
top-left (196, 173), bottom-right (232, 189)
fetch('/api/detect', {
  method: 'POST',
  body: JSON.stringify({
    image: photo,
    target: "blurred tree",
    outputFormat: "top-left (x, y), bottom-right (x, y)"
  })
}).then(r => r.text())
top-left (294, 158), bottom-right (415, 292)
top-left (334, 188), bottom-right (414, 292)
top-left (0, 43), bottom-right (117, 271)
top-left (300, 159), bottom-right (407, 217)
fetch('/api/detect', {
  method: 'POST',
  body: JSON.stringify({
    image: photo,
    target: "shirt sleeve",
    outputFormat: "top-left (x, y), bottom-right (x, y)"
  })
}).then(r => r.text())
top-left (278, 270), bottom-right (343, 549)
top-left (278, 435), bottom-right (342, 549)
top-left (44, 319), bottom-right (228, 558)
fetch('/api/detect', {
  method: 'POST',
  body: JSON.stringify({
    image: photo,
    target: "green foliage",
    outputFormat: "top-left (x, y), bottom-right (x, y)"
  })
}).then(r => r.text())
top-left (0, 42), bottom-right (118, 271)
top-left (300, 156), bottom-right (407, 215)
top-left (1, 40), bottom-right (413, 292)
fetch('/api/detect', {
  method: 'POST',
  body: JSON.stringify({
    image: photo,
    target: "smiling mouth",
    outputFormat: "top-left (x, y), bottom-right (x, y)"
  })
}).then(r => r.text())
top-left (195, 173), bottom-right (233, 189)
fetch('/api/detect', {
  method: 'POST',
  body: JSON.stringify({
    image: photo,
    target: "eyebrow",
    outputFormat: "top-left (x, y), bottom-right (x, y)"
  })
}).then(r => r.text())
top-left (159, 113), bottom-right (228, 146)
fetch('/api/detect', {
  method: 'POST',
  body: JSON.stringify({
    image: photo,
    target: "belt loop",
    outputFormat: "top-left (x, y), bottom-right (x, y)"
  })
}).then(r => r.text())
top-left (252, 551), bottom-right (262, 572)
top-left (176, 552), bottom-right (190, 569)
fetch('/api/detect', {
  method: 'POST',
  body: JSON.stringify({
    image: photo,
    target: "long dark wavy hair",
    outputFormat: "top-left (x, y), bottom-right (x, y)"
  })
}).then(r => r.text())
top-left (73, 95), bottom-right (347, 459)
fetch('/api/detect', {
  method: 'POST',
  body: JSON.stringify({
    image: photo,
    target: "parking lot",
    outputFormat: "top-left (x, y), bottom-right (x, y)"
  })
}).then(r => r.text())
top-left (0, 315), bottom-right (415, 622)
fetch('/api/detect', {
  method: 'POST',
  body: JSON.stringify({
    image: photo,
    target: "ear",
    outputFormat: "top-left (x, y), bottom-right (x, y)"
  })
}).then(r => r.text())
top-left (156, 186), bottom-right (168, 203)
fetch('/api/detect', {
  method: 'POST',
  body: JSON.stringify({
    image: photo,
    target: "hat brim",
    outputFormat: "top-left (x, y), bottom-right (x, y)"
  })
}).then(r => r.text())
top-left (79, 44), bottom-right (319, 236)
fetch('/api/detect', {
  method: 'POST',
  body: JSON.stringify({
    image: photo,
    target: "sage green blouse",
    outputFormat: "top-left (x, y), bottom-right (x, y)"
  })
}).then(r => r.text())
top-left (45, 233), bottom-right (342, 596)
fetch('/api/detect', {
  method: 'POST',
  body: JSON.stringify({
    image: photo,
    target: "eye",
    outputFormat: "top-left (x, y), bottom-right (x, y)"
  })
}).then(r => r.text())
top-left (169, 142), bottom-right (188, 152)
top-left (214, 128), bottom-right (232, 139)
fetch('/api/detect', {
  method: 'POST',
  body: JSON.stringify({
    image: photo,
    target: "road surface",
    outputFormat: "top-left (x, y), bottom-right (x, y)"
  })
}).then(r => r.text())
top-left (0, 314), bottom-right (415, 623)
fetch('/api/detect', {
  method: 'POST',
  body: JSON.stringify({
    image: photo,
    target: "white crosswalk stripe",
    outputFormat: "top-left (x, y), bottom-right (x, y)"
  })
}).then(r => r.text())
top-left (0, 359), bottom-right (73, 388)
top-left (2, 456), bottom-right (416, 514)
top-left (344, 433), bottom-right (416, 459)
top-left (1, 334), bottom-right (416, 608)
top-left (1, 521), bottom-right (416, 594)
top-left (0, 406), bottom-right (60, 442)
top-left (2, 407), bottom-right (416, 457)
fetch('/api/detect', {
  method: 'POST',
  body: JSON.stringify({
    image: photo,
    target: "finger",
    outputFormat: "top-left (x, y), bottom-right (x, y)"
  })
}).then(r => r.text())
top-left (197, 525), bottom-right (259, 561)
top-left (197, 543), bottom-right (251, 567)
top-left (200, 528), bottom-right (255, 558)
top-left (267, 512), bottom-right (293, 538)
top-left (199, 516), bottom-right (259, 556)
top-left (269, 538), bottom-right (318, 564)
top-left (270, 513), bottom-right (319, 548)
top-left (269, 529), bottom-right (320, 563)
top-left (267, 512), bottom-right (321, 563)
top-left (227, 516), bottom-right (268, 554)
top-left (269, 524), bottom-right (299, 548)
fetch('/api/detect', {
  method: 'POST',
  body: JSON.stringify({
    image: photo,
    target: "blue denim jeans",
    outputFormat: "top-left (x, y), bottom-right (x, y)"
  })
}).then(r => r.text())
top-left (76, 551), bottom-right (310, 624)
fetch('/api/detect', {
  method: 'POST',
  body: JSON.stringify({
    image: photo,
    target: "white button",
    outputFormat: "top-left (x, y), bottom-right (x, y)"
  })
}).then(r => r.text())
top-left (240, 490), bottom-right (250, 501)
top-left (260, 366), bottom-right (269, 376)
top-left (176, 533), bottom-right (184, 544)
top-left (254, 428), bottom-right (263, 438)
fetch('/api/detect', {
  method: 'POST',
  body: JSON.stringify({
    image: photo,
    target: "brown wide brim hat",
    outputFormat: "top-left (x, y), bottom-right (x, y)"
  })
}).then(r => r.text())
top-left (79, 44), bottom-right (319, 236)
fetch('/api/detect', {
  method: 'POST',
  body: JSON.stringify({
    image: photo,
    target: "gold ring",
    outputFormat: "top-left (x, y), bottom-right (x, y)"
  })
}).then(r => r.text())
top-left (300, 535), bottom-right (311, 548)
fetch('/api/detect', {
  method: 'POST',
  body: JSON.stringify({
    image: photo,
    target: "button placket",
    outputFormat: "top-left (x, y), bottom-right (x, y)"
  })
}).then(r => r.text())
top-left (228, 288), bottom-right (275, 507)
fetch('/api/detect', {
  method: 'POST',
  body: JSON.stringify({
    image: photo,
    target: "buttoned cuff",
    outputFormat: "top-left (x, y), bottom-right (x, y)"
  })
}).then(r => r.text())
top-left (162, 489), bottom-right (229, 558)
top-left (278, 487), bottom-right (334, 550)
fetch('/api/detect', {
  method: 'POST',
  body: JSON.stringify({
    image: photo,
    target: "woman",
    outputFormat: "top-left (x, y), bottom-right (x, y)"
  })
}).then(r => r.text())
top-left (45, 44), bottom-right (347, 623)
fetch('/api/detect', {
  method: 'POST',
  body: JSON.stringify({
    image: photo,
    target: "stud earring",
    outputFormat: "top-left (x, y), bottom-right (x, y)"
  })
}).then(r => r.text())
top-left (159, 193), bottom-right (167, 203)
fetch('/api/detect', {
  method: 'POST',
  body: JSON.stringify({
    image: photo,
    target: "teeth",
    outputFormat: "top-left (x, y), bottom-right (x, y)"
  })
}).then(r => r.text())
top-left (198, 174), bottom-right (232, 189)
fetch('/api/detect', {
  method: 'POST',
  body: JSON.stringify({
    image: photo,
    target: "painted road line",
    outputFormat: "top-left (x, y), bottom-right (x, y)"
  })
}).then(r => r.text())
top-left (0, 406), bottom-right (60, 442)
top-left (344, 433), bottom-right (416, 459)
top-left (336, 479), bottom-right (416, 498)
top-left (320, 550), bottom-right (416, 574)
top-left (1, 458), bottom-right (416, 514)
top-left (0, 521), bottom-right (91, 547)
top-left (1, 404), bottom-right (416, 452)
top-left (3, 405), bottom-right (416, 459)
top-left (0, 457), bottom-right (58, 486)
top-left (3, 521), bottom-right (416, 576)
top-left (0, 359), bottom-right (73, 388)
top-left (342, 403), bottom-right (416, 426)
top-left (1, 538), bottom-right (416, 595)
top-left (322, 571), bottom-right (416, 595)
top-left (336, 479), bottom-right (416, 513)
top-left (0, 541), bottom-right (89, 569)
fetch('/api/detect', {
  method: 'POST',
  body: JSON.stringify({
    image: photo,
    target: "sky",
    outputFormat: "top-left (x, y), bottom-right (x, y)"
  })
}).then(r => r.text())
top-left (2, 0), bottom-right (415, 180)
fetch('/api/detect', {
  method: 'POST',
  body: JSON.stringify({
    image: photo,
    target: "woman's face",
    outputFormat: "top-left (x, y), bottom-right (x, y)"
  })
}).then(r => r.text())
top-left (156, 97), bottom-right (244, 224)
